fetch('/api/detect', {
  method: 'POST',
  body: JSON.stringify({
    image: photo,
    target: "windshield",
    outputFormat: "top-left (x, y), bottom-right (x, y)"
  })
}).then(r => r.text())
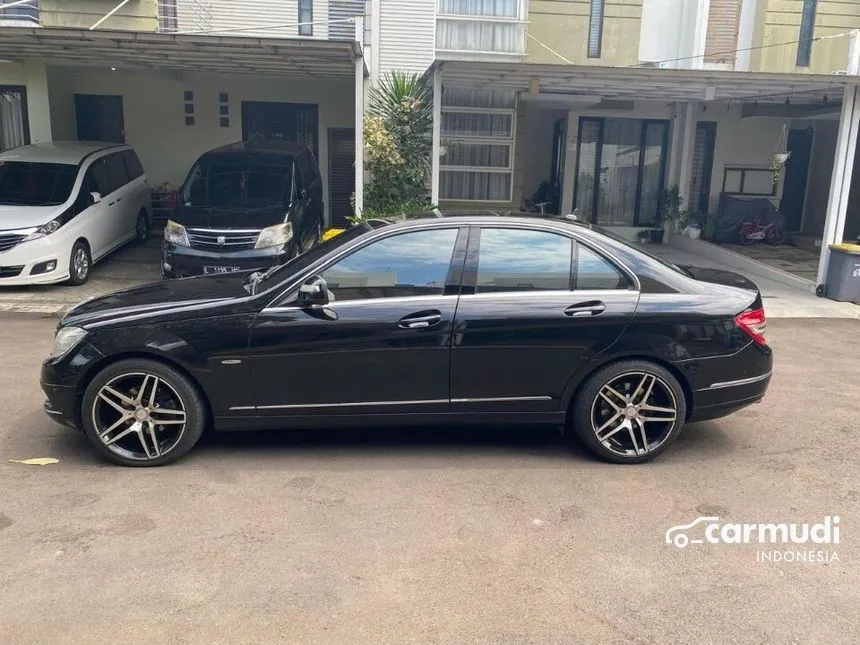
top-left (0, 162), bottom-right (78, 206)
top-left (588, 223), bottom-right (691, 277)
top-left (181, 155), bottom-right (293, 209)
top-left (254, 223), bottom-right (375, 293)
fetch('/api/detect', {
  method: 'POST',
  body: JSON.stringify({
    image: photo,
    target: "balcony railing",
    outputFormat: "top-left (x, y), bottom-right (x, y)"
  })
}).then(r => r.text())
top-left (0, 0), bottom-right (40, 26)
top-left (436, 0), bottom-right (526, 58)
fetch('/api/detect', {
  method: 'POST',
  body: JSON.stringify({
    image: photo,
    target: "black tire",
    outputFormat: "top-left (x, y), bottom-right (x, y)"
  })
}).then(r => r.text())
top-left (570, 360), bottom-right (687, 464)
top-left (135, 210), bottom-right (150, 244)
top-left (80, 358), bottom-right (207, 467)
top-left (66, 240), bottom-right (91, 286)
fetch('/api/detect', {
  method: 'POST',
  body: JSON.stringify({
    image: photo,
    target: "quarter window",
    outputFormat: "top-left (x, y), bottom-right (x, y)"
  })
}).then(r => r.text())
top-left (321, 228), bottom-right (459, 301)
top-left (104, 152), bottom-right (130, 194)
top-left (575, 244), bottom-right (629, 290)
top-left (476, 228), bottom-right (573, 293)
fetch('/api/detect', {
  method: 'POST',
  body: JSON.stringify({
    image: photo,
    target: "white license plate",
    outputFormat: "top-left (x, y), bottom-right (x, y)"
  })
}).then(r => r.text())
top-left (203, 266), bottom-right (241, 275)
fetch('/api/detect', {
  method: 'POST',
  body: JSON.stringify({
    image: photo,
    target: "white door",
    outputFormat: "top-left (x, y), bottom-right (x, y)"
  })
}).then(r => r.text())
top-left (76, 157), bottom-right (116, 259)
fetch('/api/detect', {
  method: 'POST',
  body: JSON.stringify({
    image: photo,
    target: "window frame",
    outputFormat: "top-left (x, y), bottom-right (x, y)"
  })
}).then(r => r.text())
top-left (796, 0), bottom-right (817, 67)
top-left (721, 166), bottom-right (778, 197)
top-left (0, 85), bottom-right (31, 151)
top-left (461, 224), bottom-right (638, 295)
top-left (587, 0), bottom-right (606, 59)
top-left (298, 0), bottom-right (313, 37)
top-left (439, 105), bottom-right (517, 203)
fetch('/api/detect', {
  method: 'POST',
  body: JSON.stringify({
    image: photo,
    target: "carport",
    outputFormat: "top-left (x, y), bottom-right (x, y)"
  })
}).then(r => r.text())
top-left (0, 26), bottom-right (368, 225)
top-left (429, 56), bottom-right (860, 295)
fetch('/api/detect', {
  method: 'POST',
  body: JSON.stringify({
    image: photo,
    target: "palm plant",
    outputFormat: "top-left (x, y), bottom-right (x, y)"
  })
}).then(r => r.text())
top-left (361, 71), bottom-right (434, 217)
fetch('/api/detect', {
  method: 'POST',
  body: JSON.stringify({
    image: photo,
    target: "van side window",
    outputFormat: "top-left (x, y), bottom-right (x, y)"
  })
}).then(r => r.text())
top-left (87, 158), bottom-right (109, 196)
top-left (104, 152), bottom-right (130, 194)
top-left (123, 150), bottom-right (144, 180)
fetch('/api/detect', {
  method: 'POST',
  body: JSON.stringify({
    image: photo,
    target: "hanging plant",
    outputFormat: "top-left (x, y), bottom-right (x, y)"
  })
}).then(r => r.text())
top-left (770, 124), bottom-right (791, 185)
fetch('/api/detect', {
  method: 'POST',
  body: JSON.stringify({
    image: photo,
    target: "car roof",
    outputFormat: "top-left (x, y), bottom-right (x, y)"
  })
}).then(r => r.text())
top-left (367, 212), bottom-right (594, 237)
top-left (203, 140), bottom-right (310, 158)
top-left (0, 141), bottom-right (128, 164)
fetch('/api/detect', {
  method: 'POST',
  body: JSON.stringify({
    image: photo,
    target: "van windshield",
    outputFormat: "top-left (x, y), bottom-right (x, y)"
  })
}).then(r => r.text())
top-left (181, 155), bottom-right (294, 209)
top-left (0, 162), bottom-right (78, 206)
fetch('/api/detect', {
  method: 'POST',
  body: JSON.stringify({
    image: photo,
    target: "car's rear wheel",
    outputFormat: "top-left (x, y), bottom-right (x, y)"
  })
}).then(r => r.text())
top-left (81, 359), bottom-right (207, 467)
top-left (66, 240), bottom-right (91, 286)
top-left (571, 360), bottom-right (687, 464)
top-left (135, 210), bottom-right (150, 244)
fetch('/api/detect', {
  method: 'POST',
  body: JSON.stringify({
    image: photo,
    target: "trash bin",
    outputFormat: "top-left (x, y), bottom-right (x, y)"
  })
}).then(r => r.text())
top-left (825, 243), bottom-right (860, 303)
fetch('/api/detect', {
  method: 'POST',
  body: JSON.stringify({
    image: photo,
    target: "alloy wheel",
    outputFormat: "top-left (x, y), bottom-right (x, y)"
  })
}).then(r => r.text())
top-left (73, 247), bottom-right (89, 281)
top-left (137, 214), bottom-right (149, 242)
top-left (91, 372), bottom-right (187, 461)
top-left (590, 371), bottom-right (678, 458)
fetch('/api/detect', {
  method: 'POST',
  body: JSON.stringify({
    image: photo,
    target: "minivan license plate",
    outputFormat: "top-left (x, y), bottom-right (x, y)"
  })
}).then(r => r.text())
top-left (204, 266), bottom-right (240, 275)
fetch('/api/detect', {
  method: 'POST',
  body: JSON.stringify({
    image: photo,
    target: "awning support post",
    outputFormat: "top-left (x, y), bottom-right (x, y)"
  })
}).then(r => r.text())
top-left (677, 102), bottom-right (697, 208)
top-left (354, 27), bottom-right (365, 219)
top-left (817, 84), bottom-right (860, 287)
top-left (431, 65), bottom-right (442, 206)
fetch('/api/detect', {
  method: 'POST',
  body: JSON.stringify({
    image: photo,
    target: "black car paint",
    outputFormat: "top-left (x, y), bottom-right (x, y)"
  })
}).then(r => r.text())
top-left (43, 217), bottom-right (772, 433)
top-left (163, 142), bottom-right (324, 279)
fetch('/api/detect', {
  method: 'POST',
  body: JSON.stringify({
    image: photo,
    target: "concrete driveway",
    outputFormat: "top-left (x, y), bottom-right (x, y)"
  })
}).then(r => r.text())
top-left (0, 235), bottom-right (162, 316)
top-left (0, 315), bottom-right (857, 644)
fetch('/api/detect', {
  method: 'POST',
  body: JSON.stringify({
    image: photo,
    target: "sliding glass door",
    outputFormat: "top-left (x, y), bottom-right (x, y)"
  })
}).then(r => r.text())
top-left (573, 117), bottom-right (669, 226)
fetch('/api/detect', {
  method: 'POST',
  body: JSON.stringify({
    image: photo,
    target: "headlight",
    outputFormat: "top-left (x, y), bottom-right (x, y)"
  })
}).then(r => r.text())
top-left (52, 326), bottom-right (87, 360)
top-left (255, 222), bottom-right (293, 249)
top-left (23, 218), bottom-right (62, 242)
top-left (164, 219), bottom-right (189, 246)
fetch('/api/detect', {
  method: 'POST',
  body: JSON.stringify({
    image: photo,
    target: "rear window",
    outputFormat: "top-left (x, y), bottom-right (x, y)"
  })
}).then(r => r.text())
top-left (182, 154), bottom-right (294, 209)
top-left (0, 162), bottom-right (78, 206)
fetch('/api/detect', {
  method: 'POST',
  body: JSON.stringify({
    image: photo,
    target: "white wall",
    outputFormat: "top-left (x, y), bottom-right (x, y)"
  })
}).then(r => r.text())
top-left (639, 0), bottom-right (710, 69)
top-left (705, 104), bottom-right (788, 212)
top-left (46, 67), bottom-right (354, 224)
top-left (0, 61), bottom-right (52, 144)
top-left (377, 0), bottom-right (435, 77)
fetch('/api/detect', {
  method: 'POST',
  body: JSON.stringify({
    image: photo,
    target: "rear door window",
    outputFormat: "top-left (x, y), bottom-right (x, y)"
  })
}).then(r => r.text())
top-left (475, 228), bottom-right (573, 293)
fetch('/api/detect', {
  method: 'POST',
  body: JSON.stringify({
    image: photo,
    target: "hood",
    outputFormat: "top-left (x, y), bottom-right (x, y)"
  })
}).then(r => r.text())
top-left (173, 204), bottom-right (288, 230)
top-left (62, 272), bottom-right (255, 328)
top-left (0, 204), bottom-right (62, 231)
top-left (679, 265), bottom-right (760, 293)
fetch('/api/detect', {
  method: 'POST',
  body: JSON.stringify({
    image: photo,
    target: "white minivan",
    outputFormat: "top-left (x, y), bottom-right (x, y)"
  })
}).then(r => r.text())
top-left (0, 142), bottom-right (152, 286)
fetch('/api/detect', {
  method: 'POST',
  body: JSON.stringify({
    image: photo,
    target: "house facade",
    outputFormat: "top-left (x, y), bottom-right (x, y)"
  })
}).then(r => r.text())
top-left (1, 0), bottom-right (859, 288)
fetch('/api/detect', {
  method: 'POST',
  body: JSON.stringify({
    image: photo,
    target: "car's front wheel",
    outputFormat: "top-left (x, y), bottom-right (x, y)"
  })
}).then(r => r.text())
top-left (81, 359), bottom-right (207, 467)
top-left (66, 240), bottom-right (91, 286)
top-left (571, 360), bottom-right (687, 464)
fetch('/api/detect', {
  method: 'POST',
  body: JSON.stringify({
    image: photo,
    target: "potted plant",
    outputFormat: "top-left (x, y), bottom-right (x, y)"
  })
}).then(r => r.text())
top-left (770, 151), bottom-right (791, 185)
top-left (654, 185), bottom-right (685, 244)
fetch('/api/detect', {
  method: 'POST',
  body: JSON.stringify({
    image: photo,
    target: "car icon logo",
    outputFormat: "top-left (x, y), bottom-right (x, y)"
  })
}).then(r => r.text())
top-left (665, 516), bottom-right (720, 548)
top-left (217, 235), bottom-right (226, 245)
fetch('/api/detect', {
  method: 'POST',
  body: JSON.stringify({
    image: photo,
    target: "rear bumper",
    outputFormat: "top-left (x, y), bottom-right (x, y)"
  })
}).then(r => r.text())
top-left (681, 341), bottom-right (774, 423)
top-left (162, 243), bottom-right (289, 279)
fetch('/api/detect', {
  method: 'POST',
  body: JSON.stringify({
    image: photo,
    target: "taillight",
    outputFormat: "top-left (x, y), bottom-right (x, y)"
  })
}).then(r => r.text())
top-left (735, 306), bottom-right (767, 345)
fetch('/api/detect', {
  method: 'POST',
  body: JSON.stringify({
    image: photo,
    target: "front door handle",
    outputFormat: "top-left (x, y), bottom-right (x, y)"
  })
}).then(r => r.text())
top-left (564, 301), bottom-right (606, 318)
top-left (397, 311), bottom-right (443, 329)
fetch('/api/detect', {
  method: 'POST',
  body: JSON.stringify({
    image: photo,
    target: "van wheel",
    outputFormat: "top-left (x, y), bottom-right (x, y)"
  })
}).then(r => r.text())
top-left (66, 240), bottom-right (91, 286)
top-left (135, 211), bottom-right (150, 244)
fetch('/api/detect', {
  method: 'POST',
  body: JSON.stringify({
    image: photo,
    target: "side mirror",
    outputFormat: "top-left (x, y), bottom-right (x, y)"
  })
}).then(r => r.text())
top-left (89, 191), bottom-right (102, 205)
top-left (296, 275), bottom-right (330, 307)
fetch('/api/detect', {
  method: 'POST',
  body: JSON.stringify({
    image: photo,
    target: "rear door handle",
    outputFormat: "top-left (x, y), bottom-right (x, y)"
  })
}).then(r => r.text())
top-left (564, 301), bottom-right (606, 318)
top-left (397, 311), bottom-right (443, 329)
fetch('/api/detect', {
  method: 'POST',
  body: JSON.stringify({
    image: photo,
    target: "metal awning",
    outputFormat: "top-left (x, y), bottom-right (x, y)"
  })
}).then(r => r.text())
top-left (436, 60), bottom-right (850, 105)
top-left (0, 26), bottom-right (362, 77)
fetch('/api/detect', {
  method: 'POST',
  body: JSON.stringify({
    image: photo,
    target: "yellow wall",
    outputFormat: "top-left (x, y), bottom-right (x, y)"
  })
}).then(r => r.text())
top-left (750, 0), bottom-right (859, 74)
top-left (526, 0), bottom-right (643, 65)
top-left (40, 0), bottom-right (158, 31)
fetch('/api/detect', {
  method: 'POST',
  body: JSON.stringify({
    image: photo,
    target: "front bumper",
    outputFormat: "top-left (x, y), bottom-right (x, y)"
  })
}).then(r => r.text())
top-left (40, 340), bottom-right (106, 430)
top-left (162, 242), bottom-right (289, 279)
top-left (0, 232), bottom-right (71, 286)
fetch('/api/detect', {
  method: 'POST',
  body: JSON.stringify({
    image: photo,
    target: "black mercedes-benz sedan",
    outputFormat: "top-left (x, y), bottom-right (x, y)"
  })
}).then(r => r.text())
top-left (41, 216), bottom-right (772, 467)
